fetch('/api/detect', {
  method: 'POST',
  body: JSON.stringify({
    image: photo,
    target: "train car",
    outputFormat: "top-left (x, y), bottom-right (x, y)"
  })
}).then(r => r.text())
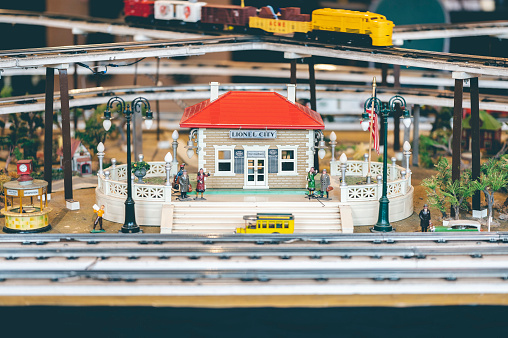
top-left (201, 4), bottom-right (257, 29)
top-left (236, 213), bottom-right (295, 234)
top-left (249, 7), bottom-right (311, 35)
top-left (124, 1), bottom-right (394, 47)
top-left (311, 9), bottom-right (394, 46)
top-left (124, 0), bottom-right (155, 22)
top-left (154, 0), bottom-right (207, 23)
top-left (250, 7), bottom-right (393, 46)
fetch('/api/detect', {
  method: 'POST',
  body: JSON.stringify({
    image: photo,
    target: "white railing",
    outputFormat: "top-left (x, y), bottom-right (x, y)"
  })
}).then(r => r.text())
top-left (330, 157), bottom-right (412, 203)
top-left (98, 162), bottom-right (172, 203)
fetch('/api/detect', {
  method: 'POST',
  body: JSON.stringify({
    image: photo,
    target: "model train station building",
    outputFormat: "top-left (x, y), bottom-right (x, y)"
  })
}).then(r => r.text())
top-left (180, 83), bottom-right (324, 189)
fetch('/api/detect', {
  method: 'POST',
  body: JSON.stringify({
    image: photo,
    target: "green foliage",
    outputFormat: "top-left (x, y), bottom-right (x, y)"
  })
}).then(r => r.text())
top-left (471, 158), bottom-right (508, 220)
top-left (131, 161), bottom-right (151, 173)
top-left (419, 135), bottom-right (436, 168)
top-left (422, 158), bottom-right (477, 219)
top-left (75, 106), bottom-right (115, 156)
top-left (431, 107), bottom-right (452, 132)
top-left (0, 86), bottom-right (12, 98)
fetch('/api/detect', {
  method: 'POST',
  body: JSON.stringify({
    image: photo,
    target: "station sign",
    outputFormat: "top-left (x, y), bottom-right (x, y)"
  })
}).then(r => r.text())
top-left (229, 130), bottom-right (277, 139)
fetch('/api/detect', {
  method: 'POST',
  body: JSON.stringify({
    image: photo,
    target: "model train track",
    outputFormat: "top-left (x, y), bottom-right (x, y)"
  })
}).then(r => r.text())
top-left (0, 244), bottom-right (508, 259)
top-left (0, 232), bottom-right (506, 244)
top-left (1, 35), bottom-right (508, 77)
top-left (2, 82), bottom-right (508, 114)
top-left (1, 267), bottom-right (508, 282)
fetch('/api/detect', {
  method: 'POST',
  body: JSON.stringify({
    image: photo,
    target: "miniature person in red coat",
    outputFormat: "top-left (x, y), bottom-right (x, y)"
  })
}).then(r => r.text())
top-left (195, 168), bottom-right (211, 200)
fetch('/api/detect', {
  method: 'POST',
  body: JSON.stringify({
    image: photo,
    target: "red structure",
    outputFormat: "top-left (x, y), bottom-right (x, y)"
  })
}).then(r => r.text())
top-left (124, 0), bottom-right (155, 19)
top-left (181, 91), bottom-right (324, 130)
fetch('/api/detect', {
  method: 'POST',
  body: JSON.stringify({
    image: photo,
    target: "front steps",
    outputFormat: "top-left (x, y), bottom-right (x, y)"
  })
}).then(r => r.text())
top-left (161, 201), bottom-right (353, 234)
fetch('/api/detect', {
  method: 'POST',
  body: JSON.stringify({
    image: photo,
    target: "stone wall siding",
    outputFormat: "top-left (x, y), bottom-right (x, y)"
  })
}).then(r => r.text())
top-left (201, 129), bottom-right (312, 189)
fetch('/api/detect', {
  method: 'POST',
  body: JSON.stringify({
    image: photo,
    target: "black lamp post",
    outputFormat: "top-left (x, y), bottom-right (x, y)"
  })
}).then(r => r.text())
top-left (362, 95), bottom-right (411, 232)
top-left (103, 96), bottom-right (153, 233)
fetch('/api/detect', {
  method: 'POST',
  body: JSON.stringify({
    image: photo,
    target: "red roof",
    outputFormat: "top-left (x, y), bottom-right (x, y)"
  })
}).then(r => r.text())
top-left (56, 138), bottom-right (84, 157)
top-left (180, 91), bottom-right (324, 130)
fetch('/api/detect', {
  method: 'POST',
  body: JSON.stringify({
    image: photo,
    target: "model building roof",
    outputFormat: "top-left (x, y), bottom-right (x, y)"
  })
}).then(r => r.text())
top-left (56, 138), bottom-right (84, 157)
top-left (180, 91), bottom-right (324, 129)
top-left (462, 110), bottom-right (502, 131)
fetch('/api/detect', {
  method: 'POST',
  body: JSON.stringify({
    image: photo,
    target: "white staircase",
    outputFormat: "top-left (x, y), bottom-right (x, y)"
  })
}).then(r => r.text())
top-left (161, 201), bottom-right (353, 234)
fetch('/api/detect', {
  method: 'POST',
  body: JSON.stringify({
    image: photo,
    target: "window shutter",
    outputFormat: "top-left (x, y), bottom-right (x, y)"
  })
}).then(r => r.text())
top-left (234, 149), bottom-right (244, 174)
top-left (268, 149), bottom-right (278, 173)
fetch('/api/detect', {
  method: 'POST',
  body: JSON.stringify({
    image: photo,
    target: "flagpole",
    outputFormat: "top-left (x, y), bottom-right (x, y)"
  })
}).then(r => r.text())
top-left (368, 77), bottom-right (376, 183)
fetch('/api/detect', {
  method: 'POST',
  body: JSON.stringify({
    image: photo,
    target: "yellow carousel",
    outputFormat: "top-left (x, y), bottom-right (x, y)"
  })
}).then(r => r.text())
top-left (1, 160), bottom-right (51, 233)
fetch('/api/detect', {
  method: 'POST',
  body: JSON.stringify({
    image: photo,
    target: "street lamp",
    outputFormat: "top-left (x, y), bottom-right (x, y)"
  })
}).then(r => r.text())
top-left (103, 96), bottom-right (153, 233)
top-left (185, 129), bottom-right (199, 159)
top-left (362, 95), bottom-right (411, 232)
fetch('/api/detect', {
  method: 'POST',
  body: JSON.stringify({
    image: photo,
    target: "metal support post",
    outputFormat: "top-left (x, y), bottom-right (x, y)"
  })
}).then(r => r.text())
top-left (58, 68), bottom-right (74, 201)
top-left (156, 57), bottom-right (161, 141)
top-left (308, 57), bottom-right (319, 171)
top-left (381, 64), bottom-right (388, 86)
top-left (44, 67), bottom-right (54, 194)
top-left (470, 77), bottom-right (481, 211)
top-left (451, 78), bottom-right (464, 217)
top-left (290, 59), bottom-right (297, 85)
top-left (73, 34), bottom-right (79, 133)
top-left (412, 105), bottom-right (420, 167)
top-left (393, 66), bottom-right (402, 153)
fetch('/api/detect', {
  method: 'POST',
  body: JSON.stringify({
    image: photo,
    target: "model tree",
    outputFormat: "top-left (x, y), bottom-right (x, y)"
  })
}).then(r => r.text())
top-left (422, 158), bottom-right (477, 220)
top-left (472, 158), bottom-right (508, 231)
top-left (75, 106), bottom-right (115, 156)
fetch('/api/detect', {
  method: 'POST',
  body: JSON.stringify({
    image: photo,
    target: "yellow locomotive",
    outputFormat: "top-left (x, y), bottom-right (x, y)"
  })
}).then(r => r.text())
top-left (249, 8), bottom-right (394, 47)
top-left (236, 213), bottom-right (295, 234)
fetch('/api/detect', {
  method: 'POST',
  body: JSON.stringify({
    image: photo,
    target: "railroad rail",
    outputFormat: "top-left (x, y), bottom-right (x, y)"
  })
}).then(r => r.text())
top-left (1, 244), bottom-right (508, 259)
top-left (3, 60), bottom-right (508, 90)
top-left (1, 36), bottom-right (508, 77)
top-left (1, 82), bottom-right (508, 114)
top-left (0, 232), bottom-right (506, 244)
top-left (393, 21), bottom-right (508, 43)
top-left (1, 268), bottom-right (508, 282)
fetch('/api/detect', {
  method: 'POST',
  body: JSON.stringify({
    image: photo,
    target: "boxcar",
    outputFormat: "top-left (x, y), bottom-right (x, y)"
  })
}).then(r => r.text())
top-left (201, 4), bottom-right (257, 28)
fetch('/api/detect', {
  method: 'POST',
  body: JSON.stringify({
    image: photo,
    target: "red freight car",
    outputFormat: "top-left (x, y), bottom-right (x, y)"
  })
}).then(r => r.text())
top-left (124, 0), bottom-right (155, 20)
top-left (201, 4), bottom-right (257, 28)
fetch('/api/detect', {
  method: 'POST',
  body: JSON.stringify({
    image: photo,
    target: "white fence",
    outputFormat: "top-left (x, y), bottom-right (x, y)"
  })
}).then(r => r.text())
top-left (330, 158), bottom-right (412, 203)
top-left (97, 162), bottom-right (172, 202)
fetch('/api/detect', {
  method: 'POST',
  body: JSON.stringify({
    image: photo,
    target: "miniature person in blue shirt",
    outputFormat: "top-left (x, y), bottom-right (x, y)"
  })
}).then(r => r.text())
top-left (174, 163), bottom-right (186, 188)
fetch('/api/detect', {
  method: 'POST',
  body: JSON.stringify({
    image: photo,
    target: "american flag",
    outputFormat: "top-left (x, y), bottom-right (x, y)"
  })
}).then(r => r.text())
top-left (366, 104), bottom-right (380, 155)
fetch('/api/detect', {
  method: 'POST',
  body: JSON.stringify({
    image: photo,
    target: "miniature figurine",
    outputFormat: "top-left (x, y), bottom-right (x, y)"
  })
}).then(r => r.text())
top-left (195, 168), bottom-right (211, 200)
top-left (307, 167), bottom-right (317, 198)
top-left (320, 169), bottom-right (331, 199)
top-left (173, 163), bottom-right (186, 189)
top-left (419, 204), bottom-right (431, 232)
top-left (178, 169), bottom-right (191, 200)
top-left (91, 204), bottom-right (105, 233)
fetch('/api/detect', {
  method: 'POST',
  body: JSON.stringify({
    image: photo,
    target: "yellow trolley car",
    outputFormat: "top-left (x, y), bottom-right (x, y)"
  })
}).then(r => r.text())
top-left (236, 213), bottom-right (295, 234)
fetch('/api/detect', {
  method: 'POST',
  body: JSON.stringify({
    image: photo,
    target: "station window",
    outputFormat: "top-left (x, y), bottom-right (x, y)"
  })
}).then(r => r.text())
top-left (277, 146), bottom-right (298, 175)
top-left (214, 145), bottom-right (236, 176)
